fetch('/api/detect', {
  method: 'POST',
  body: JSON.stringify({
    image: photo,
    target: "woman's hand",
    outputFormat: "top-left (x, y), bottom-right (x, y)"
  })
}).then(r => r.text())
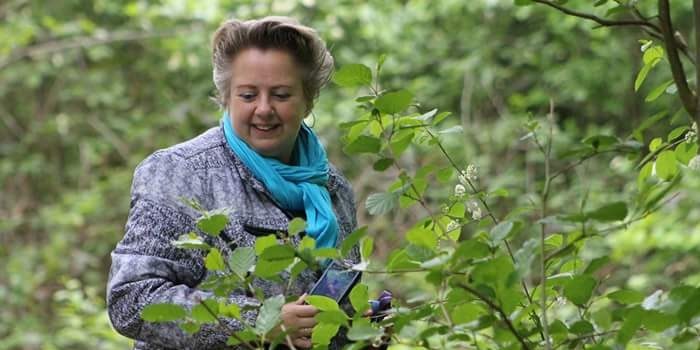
top-left (270, 294), bottom-right (318, 349)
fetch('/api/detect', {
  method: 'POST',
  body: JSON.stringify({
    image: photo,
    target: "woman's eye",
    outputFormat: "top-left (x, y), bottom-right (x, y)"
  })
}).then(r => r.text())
top-left (274, 93), bottom-right (291, 99)
top-left (239, 93), bottom-right (255, 100)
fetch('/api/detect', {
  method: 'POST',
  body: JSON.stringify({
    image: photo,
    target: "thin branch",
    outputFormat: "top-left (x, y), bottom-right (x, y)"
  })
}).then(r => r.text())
top-left (659, 0), bottom-right (697, 116)
top-left (538, 100), bottom-right (555, 350)
top-left (532, 0), bottom-right (661, 32)
top-left (456, 283), bottom-right (531, 350)
top-left (0, 24), bottom-right (204, 71)
top-left (199, 299), bottom-right (258, 350)
top-left (694, 0), bottom-right (700, 148)
top-left (553, 330), bottom-right (618, 349)
top-left (635, 133), bottom-right (687, 170)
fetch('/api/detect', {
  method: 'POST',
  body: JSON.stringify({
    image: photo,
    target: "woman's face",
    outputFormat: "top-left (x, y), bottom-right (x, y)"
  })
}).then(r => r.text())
top-left (227, 48), bottom-right (308, 164)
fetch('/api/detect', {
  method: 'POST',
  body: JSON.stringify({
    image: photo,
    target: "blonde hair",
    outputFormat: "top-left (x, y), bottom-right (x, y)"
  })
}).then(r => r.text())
top-left (211, 16), bottom-right (334, 111)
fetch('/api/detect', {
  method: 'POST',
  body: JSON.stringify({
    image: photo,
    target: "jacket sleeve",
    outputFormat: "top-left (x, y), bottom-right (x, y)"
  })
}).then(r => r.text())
top-left (107, 155), bottom-right (259, 349)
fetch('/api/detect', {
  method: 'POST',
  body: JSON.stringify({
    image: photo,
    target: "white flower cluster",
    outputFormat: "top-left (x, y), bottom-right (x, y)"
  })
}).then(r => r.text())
top-left (454, 184), bottom-right (466, 198)
top-left (466, 200), bottom-right (482, 220)
top-left (458, 164), bottom-right (478, 185)
top-left (686, 122), bottom-right (698, 144)
top-left (446, 220), bottom-right (461, 232)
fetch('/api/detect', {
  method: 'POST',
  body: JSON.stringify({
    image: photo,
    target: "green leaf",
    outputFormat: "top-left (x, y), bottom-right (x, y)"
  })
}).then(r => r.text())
top-left (390, 130), bottom-right (414, 156)
top-left (617, 307), bottom-right (643, 345)
top-left (645, 79), bottom-right (673, 102)
top-left (315, 310), bottom-right (349, 326)
top-left (563, 275), bottom-right (597, 306)
top-left (406, 224), bottom-right (437, 250)
top-left (668, 126), bottom-right (688, 142)
top-left (306, 295), bottom-right (340, 311)
top-left (312, 322), bottom-right (340, 346)
top-left (655, 150), bottom-right (678, 180)
top-left (334, 64), bottom-right (372, 87)
top-left (347, 319), bottom-right (383, 341)
top-left (490, 220), bottom-right (514, 243)
top-left (642, 310), bottom-right (677, 332)
top-left (569, 320), bottom-right (594, 335)
top-left (344, 135), bottom-right (381, 154)
top-left (197, 213), bottom-right (228, 236)
top-left (142, 303), bottom-right (187, 322)
top-left (607, 289), bottom-right (644, 304)
top-left (349, 283), bottom-right (370, 314)
top-left (514, 0), bottom-right (533, 5)
top-left (450, 302), bottom-right (482, 324)
top-left (361, 237), bottom-right (374, 261)
top-left (341, 227), bottom-right (367, 257)
top-left (172, 232), bottom-right (211, 250)
top-left (649, 137), bottom-right (663, 152)
top-left (373, 158), bottom-right (394, 171)
top-left (287, 217), bottom-right (306, 236)
top-left (587, 202), bottom-right (627, 222)
top-left (226, 329), bottom-right (257, 346)
top-left (678, 287), bottom-right (700, 322)
top-left (260, 245), bottom-right (296, 260)
top-left (229, 247), bottom-right (255, 277)
top-left (453, 240), bottom-right (490, 262)
top-left (218, 301), bottom-right (241, 319)
top-left (634, 63), bottom-right (655, 91)
top-left (365, 191), bottom-right (398, 215)
top-left (375, 89), bottom-right (413, 114)
top-left (191, 299), bottom-right (218, 323)
top-left (205, 248), bottom-right (226, 271)
top-left (675, 142), bottom-right (698, 165)
top-left (255, 295), bottom-right (285, 335)
top-left (255, 235), bottom-right (278, 255)
top-left (180, 321), bottom-right (200, 334)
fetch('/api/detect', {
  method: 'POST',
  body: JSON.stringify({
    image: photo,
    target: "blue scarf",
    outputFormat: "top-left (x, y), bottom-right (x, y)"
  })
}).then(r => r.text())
top-left (221, 112), bottom-right (338, 249)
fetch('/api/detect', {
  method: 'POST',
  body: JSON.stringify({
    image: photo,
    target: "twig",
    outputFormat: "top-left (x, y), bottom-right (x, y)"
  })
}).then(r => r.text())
top-left (456, 283), bottom-right (531, 350)
top-left (659, 0), bottom-right (697, 117)
top-left (537, 100), bottom-right (555, 350)
top-left (199, 299), bottom-right (257, 350)
top-left (424, 127), bottom-right (544, 341)
top-left (532, 0), bottom-right (661, 32)
top-left (553, 330), bottom-right (618, 349)
top-left (694, 0), bottom-right (700, 148)
top-left (635, 134), bottom-right (687, 170)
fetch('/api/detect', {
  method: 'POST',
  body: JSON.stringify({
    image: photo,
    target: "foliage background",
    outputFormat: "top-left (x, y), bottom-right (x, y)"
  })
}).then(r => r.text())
top-left (1, 0), bottom-right (698, 348)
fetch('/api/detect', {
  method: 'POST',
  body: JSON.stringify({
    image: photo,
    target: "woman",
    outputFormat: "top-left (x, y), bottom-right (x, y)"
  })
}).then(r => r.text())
top-left (107, 16), bottom-right (359, 349)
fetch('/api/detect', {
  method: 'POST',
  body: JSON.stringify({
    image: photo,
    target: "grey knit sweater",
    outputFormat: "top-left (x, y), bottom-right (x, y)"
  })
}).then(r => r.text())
top-left (107, 126), bottom-right (359, 349)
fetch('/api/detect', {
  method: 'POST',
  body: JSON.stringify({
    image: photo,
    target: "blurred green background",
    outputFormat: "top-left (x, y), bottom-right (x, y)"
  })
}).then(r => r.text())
top-left (1, 0), bottom-right (698, 348)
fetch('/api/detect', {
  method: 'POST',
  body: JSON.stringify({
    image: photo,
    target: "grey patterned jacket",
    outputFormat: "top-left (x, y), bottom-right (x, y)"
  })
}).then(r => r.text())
top-left (107, 126), bottom-right (359, 349)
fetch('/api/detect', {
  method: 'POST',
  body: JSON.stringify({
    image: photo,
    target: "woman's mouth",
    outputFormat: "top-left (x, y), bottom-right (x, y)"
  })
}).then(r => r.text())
top-left (252, 124), bottom-right (279, 132)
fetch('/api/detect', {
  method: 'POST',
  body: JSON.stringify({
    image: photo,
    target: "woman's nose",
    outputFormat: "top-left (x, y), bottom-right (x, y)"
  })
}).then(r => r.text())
top-left (255, 96), bottom-right (274, 117)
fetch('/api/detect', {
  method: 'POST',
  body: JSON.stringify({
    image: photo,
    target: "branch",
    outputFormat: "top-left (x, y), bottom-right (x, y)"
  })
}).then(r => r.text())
top-left (532, 0), bottom-right (661, 32)
top-left (0, 24), bottom-right (204, 71)
top-left (199, 299), bottom-right (258, 350)
top-left (659, 0), bottom-right (697, 116)
top-left (694, 0), bottom-right (700, 148)
top-left (456, 283), bottom-right (531, 350)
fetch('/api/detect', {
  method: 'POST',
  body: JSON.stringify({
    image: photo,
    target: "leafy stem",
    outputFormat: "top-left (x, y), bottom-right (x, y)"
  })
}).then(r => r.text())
top-left (455, 283), bottom-right (531, 350)
top-left (198, 298), bottom-right (258, 350)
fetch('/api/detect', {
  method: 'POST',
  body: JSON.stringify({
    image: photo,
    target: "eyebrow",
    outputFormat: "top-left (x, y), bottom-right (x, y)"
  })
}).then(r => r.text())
top-left (233, 84), bottom-right (294, 89)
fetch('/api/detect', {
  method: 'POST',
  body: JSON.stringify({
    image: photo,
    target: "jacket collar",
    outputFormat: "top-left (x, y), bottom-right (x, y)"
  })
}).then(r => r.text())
top-left (217, 126), bottom-right (342, 196)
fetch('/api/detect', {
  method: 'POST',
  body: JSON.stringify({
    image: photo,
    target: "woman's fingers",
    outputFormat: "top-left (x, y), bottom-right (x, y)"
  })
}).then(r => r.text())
top-left (291, 304), bottom-right (319, 317)
top-left (293, 315), bottom-right (318, 328)
top-left (293, 336), bottom-right (312, 349)
top-left (297, 327), bottom-right (314, 337)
